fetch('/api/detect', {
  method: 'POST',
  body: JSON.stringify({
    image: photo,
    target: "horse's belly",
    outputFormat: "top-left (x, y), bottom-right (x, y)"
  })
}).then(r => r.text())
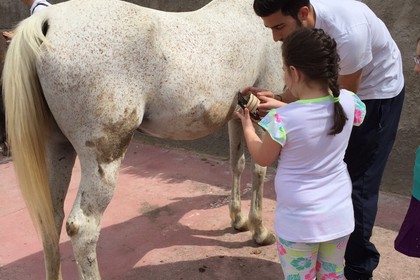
top-left (138, 104), bottom-right (235, 140)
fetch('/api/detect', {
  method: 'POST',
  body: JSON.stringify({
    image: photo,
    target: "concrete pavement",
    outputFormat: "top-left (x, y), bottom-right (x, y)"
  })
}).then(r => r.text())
top-left (0, 138), bottom-right (419, 279)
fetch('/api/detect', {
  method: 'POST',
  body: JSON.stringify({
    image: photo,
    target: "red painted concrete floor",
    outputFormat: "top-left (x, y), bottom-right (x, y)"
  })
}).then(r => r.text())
top-left (1, 138), bottom-right (420, 279)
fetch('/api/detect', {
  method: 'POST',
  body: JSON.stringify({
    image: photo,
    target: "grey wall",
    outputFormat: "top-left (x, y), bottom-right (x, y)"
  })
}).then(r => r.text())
top-left (0, 0), bottom-right (35, 28)
top-left (1, 0), bottom-right (419, 196)
top-left (0, 0), bottom-right (210, 28)
top-left (361, 0), bottom-right (420, 195)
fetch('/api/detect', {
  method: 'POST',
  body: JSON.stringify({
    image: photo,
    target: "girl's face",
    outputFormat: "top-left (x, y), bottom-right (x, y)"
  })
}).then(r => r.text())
top-left (415, 41), bottom-right (420, 76)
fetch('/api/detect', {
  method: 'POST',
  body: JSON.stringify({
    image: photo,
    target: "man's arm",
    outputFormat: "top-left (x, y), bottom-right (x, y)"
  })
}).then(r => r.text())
top-left (338, 69), bottom-right (363, 93)
top-left (275, 87), bottom-right (298, 103)
top-left (2, 31), bottom-right (13, 42)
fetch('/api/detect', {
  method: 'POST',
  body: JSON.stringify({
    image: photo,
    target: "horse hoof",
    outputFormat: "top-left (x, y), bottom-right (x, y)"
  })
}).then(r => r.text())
top-left (253, 232), bottom-right (276, 246)
top-left (0, 142), bottom-right (10, 157)
top-left (231, 220), bottom-right (249, 232)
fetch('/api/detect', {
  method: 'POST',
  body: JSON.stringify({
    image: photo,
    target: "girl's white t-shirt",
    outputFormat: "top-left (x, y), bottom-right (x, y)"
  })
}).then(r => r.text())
top-left (259, 90), bottom-right (366, 242)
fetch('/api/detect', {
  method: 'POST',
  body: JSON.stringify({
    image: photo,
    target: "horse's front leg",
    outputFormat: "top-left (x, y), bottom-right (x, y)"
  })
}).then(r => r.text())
top-left (248, 136), bottom-right (275, 245)
top-left (66, 150), bottom-right (124, 279)
top-left (228, 119), bottom-right (249, 231)
top-left (228, 119), bottom-right (275, 245)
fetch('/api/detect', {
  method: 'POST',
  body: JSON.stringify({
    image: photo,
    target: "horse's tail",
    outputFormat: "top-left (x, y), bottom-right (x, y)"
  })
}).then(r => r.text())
top-left (2, 15), bottom-right (58, 245)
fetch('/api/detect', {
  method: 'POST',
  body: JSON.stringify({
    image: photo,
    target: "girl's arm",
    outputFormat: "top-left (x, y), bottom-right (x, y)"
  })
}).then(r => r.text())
top-left (234, 108), bottom-right (281, 167)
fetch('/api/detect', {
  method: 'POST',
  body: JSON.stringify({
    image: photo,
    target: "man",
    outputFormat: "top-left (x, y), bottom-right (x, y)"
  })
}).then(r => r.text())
top-left (2, 0), bottom-right (52, 41)
top-left (250, 0), bottom-right (405, 279)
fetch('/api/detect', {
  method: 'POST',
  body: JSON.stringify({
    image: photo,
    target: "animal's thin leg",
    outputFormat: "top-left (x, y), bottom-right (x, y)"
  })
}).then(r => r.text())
top-left (44, 134), bottom-right (77, 280)
top-left (249, 156), bottom-right (275, 245)
top-left (66, 154), bottom-right (123, 280)
top-left (228, 119), bottom-right (249, 231)
top-left (48, 132), bottom-right (77, 234)
top-left (0, 95), bottom-right (9, 156)
top-left (229, 120), bottom-right (275, 245)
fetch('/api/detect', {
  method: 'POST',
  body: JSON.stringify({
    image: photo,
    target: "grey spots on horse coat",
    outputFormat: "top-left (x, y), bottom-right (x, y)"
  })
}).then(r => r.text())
top-left (87, 256), bottom-right (96, 267)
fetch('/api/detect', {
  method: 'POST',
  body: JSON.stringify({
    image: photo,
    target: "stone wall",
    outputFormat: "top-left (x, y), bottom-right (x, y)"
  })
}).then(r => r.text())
top-left (1, 0), bottom-right (419, 196)
top-left (361, 0), bottom-right (420, 195)
top-left (0, 0), bottom-right (209, 28)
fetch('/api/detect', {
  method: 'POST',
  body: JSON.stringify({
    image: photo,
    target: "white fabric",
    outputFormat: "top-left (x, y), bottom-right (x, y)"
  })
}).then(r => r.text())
top-left (259, 90), bottom-right (359, 243)
top-left (30, 0), bottom-right (51, 15)
top-left (312, 0), bottom-right (404, 100)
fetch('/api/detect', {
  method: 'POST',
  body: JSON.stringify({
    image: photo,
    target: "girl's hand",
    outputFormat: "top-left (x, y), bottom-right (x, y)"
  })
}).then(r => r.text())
top-left (234, 108), bottom-right (255, 129)
top-left (256, 94), bottom-right (285, 118)
top-left (240, 87), bottom-right (278, 119)
top-left (254, 90), bottom-right (275, 99)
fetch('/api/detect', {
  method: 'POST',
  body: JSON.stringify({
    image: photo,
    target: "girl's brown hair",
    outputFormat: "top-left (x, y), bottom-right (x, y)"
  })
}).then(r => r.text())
top-left (282, 28), bottom-right (348, 135)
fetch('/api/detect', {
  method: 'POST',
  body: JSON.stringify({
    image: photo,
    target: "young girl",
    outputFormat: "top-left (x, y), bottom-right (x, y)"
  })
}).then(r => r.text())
top-left (235, 28), bottom-right (366, 279)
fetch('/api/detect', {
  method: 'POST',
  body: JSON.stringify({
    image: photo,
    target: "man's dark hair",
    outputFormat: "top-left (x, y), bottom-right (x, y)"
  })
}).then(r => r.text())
top-left (253, 0), bottom-right (310, 22)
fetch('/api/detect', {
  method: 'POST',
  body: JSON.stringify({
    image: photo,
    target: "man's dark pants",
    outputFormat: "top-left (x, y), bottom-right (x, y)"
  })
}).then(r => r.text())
top-left (344, 87), bottom-right (405, 280)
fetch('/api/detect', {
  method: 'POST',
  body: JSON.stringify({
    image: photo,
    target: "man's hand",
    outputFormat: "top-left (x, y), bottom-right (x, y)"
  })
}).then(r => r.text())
top-left (240, 86), bottom-right (271, 97)
top-left (2, 31), bottom-right (14, 42)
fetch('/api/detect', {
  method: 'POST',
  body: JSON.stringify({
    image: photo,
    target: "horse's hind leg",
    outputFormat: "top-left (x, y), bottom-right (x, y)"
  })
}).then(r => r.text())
top-left (66, 132), bottom-right (132, 279)
top-left (67, 155), bottom-right (122, 279)
top-left (44, 129), bottom-right (77, 279)
top-left (228, 119), bottom-right (275, 245)
top-left (0, 92), bottom-right (9, 157)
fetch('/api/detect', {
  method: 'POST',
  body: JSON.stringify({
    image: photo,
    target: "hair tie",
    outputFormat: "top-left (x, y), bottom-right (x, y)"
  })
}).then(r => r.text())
top-left (333, 97), bottom-right (340, 103)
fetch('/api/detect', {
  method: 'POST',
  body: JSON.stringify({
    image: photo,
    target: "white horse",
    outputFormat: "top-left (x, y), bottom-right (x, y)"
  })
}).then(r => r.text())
top-left (2, 0), bottom-right (283, 278)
